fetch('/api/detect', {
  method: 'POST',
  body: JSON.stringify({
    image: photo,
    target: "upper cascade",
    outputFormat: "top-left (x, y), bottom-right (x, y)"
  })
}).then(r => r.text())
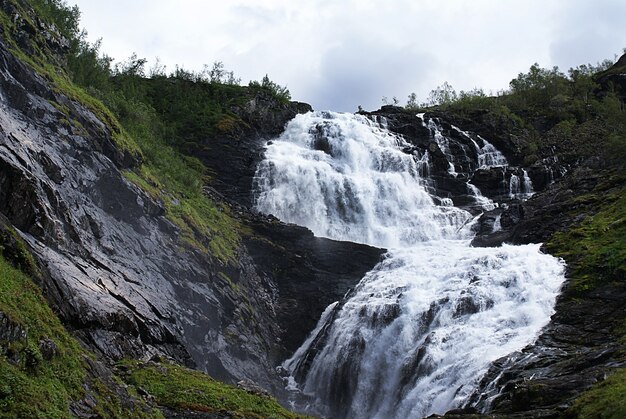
top-left (253, 111), bottom-right (474, 248)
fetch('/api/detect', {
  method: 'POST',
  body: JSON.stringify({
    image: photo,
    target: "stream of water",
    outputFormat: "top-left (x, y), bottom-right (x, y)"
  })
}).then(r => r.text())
top-left (253, 111), bottom-right (565, 418)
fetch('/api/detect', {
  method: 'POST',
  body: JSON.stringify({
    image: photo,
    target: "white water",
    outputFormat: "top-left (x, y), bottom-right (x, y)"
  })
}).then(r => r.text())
top-left (254, 112), bottom-right (470, 247)
top-left (509, 169), bottom-right (535, 199)
top-left (423, 117), bottom-right (458, 176)
top-left (253, 111), bottom-right (565, 418)
top-left (450, 125), bottom-right (508, 169)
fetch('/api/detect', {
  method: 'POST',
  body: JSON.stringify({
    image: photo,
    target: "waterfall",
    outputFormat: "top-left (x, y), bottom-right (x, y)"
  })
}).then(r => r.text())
top-left (509, 174), bottom-right (521, 198)
top-left (451, 125), bottom-right (508, 169)
top-left (253, 111), bottom-right (565, 418)
top-left (522, 169), bottom-right (535, 196)
top-left (509, 169), bottom-right (534, 199)
top-left (254, 111), bottom-right (471, 247)
top-left (421, 117), bottom-right (458, 176)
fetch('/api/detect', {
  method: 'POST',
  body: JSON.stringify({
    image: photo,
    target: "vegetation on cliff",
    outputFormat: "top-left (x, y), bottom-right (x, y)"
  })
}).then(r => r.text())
top-left (118, 359), bottom-right (306, 419)
top-left (0, 228), bottom-right (302, 417)
top-left (0, 226), bottom-right (156, 417)
top-left (1, 0), bottom-right (293, 264)
top-left (405, 56), bottom-right (626, 167)
top-left (0, 0), bottom-right (301, 417)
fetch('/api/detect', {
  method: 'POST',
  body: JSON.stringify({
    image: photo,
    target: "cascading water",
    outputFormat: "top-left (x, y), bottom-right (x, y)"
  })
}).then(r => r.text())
top-left (254, 111), bottom-right (466, 247)
top-left (509, 169), bottom-right (535, 199)
top-left (253, 111), bottom-right (565, 418)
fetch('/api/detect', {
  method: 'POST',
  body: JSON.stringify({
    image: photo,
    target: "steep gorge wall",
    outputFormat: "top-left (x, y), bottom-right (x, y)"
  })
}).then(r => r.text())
top-left (0, 26), bottom-right (383, 399)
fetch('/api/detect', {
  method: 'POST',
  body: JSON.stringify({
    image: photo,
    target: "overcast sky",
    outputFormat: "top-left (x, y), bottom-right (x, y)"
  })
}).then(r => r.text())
top-left (72, 0), bottom-right (625, 112)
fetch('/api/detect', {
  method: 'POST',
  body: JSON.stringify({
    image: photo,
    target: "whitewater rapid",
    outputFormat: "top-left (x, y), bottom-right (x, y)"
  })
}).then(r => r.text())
top-left (253, 111), bottom-right (565, 418)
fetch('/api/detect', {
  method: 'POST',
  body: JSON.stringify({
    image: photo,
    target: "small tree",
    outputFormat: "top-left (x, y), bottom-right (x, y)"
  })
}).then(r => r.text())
top-left (249, 74), bottom-right (291, 102)
top-left (427, 82), bottom-right (457, 106)
top-left (149, 57), bottom-right (167, 78)
top-left (405, 92), bottom-right (419, 110)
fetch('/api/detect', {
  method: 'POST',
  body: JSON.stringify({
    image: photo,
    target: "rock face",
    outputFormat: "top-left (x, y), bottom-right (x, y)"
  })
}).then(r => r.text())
top-left (194, 92), bottom-right (312, 207)
top-left (358, 107), bottom-right (564, 218)
top-left (0, 34), bottom-right (382, 396)
top-left (462, 166), bottom-right (626, 416)
top-left (241, 212), bottom-right (385, 355)
top-left (595, 53), bottom-right (626, 101)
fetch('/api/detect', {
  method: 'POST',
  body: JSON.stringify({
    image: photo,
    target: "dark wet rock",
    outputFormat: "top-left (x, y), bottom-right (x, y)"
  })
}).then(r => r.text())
top-left (365, 106), bottom-right (432, 149)
top-left (239, 209), bottom-right (385, 356)
top-left (453, 296), bottom-right (482, 317)
top-left (0, 311), bottom-right (27, 348)
top-left (0, 35), bottom-right (278, 389)
top-left (368, 303), bottom-right (401, 328)
top-left (472, 166), bottom-right (604, 247)
top-left (427, 109), bottom-right (527, 166)
top-left (237, 378), bottom-right (271, 397)
top-left (466, 281), bottom-right (626, 416)
top-left (472, 208), bottom-right (503, 236)
top-left (465, 166), bottom-right (626, 415)
top-left (191, 91), bottom-right (311, 207)
top-left (38, 337), bottom-right (58, 360)
top-left (470, 168), bottom-right (508, 197)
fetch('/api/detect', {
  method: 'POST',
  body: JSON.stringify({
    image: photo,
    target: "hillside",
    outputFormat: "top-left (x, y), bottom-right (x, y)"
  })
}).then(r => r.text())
top-left (0, 0), bottom-right (624, 418)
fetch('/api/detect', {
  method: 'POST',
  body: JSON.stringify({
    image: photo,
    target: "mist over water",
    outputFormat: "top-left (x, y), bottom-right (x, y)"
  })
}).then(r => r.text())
top-left (254, 111), bottom-right (565, 418)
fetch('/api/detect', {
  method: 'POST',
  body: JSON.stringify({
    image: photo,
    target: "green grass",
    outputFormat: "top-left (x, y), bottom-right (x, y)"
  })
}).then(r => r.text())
top-left (118, 360), bottom-right (307, 419)
top-left (0, 252), bottom-right (84, 416)
top-left (544, 173), bottom-right (626, 294)
top-left (0, 251), bottom-right (157, 417)
top-left (117, 99), bottom-right (243, 263)
top-left (565, 368), bottom-right (626, 418)
top-left (0, 3), bottom-right (141, 160)
top-left (542, 173), bottom-right (626, 417)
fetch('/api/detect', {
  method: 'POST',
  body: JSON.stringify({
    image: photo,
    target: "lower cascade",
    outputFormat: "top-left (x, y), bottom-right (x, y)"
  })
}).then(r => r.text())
top-left (253, 111), bottom-right (565, 418)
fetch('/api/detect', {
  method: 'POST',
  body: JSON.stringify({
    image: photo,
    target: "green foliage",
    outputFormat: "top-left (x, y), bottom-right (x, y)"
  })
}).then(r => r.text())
top-left (544, 174), bottom-right (626, 295)
top-left (402, 57), bottom-right (626, 168)
top-left (0, 253), bottom-right (150, 417)
top-left (29, 0), bottom-right (80, 39)
top-left (118, 360), bottom-right (307, 418)
top-left (204, 61), bottom-right (241, 85)
top-left (1, 1), bottom-right (247, 264)
top-left (565, 368), bottom-right (626, 418)
top-left (426, 81), bottom-right (458, 106)
top-left (405, 92), bottom-right (420, 111)
top-left (249, 74), bottom-right (291, 103)
top-left (508, 63), bottom-right (568, 110)
top-left (104, 89), bottom-right (242, 263)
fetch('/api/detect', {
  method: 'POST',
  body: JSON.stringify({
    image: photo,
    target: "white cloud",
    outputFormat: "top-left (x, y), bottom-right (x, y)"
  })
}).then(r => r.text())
top-left (72, 0), bottom-right (626, 111)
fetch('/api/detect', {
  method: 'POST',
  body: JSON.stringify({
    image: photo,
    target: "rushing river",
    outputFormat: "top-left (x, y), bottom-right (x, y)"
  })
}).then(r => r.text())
top-left (253, 111), bottom-right (565, 418)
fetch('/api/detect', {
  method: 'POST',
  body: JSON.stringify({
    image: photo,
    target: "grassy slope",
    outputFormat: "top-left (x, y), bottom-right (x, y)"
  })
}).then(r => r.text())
top-left (543, 174), bottom-right (626, 418)
top-left (0, 240), bottom-right (301, 417)
top-left (0, 0), bottom-right (243, 264)
top-left (0, 229), bottom-right (155, 417)
top-left (119, 360), bottom-right (306, 419)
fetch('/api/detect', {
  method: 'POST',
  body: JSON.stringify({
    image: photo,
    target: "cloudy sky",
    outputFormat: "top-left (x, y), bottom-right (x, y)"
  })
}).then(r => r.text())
top-left (72, 0), bottom-right (625, 112)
